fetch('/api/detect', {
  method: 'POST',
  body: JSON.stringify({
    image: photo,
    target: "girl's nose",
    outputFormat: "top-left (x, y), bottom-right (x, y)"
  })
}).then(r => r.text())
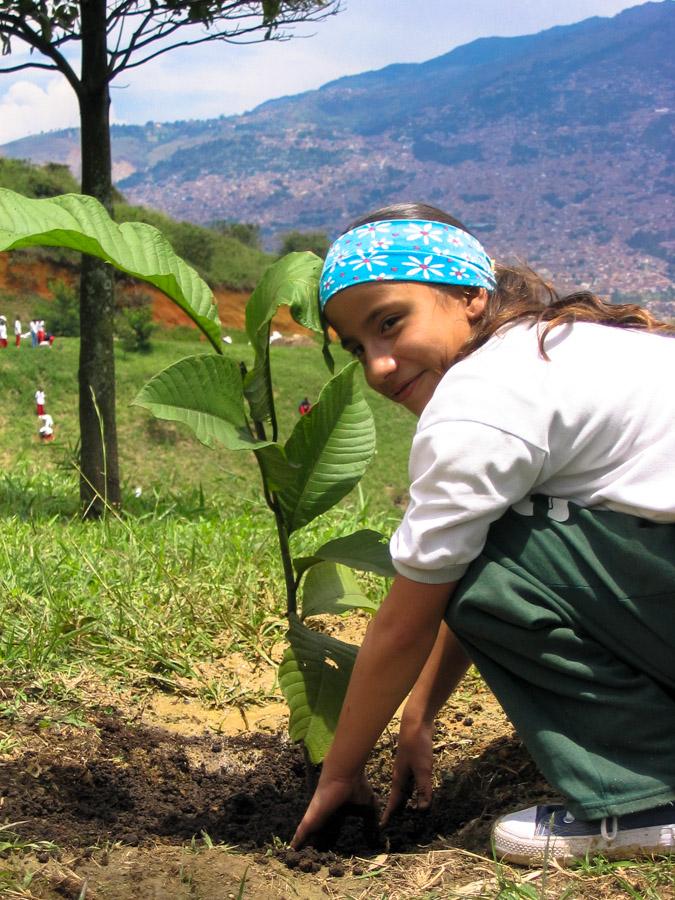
top-left (365, 351), bottom-right (396, 389)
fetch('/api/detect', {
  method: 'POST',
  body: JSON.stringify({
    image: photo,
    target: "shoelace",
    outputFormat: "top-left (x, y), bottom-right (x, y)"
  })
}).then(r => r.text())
top-left (600, 816), bottom-right (619, 841)
top-left (561, 810), bottom-right (619, 841)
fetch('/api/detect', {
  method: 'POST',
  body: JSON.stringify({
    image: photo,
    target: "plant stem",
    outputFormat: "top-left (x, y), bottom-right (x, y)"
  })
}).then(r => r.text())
top-left (249, 408), bottom-right (297, 617)
top-left (273, 510), bottom-right (297, 616)
top-left (254, 466), bottom-right (297, 616)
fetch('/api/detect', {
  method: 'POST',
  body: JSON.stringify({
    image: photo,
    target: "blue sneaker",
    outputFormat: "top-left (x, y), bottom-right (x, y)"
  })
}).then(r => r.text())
top-left (493, 802), bottom-right (675, 865)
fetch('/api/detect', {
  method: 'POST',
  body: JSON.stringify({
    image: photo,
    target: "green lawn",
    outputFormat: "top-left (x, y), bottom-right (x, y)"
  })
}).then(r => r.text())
top-left (0, 327), bottom-right (413, 686)
top-left (0, 330), bottom-right (416, 515)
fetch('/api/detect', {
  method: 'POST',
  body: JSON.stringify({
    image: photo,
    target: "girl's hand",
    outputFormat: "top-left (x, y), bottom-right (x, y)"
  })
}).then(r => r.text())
top-left (381, 717), bottom-right (434, 825)
top-left (292, 771), bottom-right (377, 849)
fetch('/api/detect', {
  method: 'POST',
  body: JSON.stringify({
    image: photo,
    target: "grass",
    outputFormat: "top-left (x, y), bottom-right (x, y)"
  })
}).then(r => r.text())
top-left (0, 325), bottom-right (408, 696)
top-left (1, 331), bottom-right (672, 899)
top-left (0, 330), bottom-right (415, 514)
top-left (0, 466), bottom-right (397, 690)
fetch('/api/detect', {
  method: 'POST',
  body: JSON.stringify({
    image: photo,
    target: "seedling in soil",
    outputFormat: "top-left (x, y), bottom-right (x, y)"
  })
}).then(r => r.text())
top-left (0, 188), bottom-right (394, 767)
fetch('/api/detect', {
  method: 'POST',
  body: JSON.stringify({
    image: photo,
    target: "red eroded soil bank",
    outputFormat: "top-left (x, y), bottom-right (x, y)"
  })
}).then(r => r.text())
top-left (151, 283), bottom-right (309, 335)
top-left (0, 254), bottom-right (309, 335)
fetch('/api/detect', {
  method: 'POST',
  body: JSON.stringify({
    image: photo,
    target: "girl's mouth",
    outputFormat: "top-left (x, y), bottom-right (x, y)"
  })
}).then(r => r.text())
top-left (393, 373), bottom-right (422, 402)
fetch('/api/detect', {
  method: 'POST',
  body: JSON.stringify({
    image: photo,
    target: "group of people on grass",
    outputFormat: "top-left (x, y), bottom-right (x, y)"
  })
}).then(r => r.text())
top-left (0, 315), bottom-right (53, 348)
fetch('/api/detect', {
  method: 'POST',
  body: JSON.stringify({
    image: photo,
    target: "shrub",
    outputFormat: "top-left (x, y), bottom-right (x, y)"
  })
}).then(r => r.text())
top-left (210, 220), bottom-right (262, 249)
top-left (46, 278), bottom-right (79, 337)
top-left (116, 290), bottom-right (155, 353)
top-left (278, 230), bottom-right (330, 259)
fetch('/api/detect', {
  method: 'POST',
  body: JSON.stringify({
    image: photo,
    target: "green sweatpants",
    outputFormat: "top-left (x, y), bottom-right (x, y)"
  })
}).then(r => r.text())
top-left (446, 497), bottom-right (675, 820)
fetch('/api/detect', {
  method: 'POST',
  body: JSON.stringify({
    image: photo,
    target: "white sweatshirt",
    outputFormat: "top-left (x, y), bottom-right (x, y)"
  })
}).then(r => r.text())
top-left (391, 322), bottom-right (675, 584)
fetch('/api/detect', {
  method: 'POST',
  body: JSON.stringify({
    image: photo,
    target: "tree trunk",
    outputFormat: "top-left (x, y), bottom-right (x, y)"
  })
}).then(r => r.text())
top-left (77, 0), bottom-right (121, 516)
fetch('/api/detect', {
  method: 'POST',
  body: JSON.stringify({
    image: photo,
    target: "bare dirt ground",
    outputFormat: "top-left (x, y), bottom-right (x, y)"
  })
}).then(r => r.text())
top-left (2, 635), bottom-right (673, 899)
top-left (0, 619), bottom-right (558, 898)
top-left (0, 656), bottom-right (567, 900)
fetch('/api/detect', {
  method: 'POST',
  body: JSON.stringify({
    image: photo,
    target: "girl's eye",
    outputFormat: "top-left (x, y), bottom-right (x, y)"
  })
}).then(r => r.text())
top-left (381, 316), bottom-right (400, 333)
top-left (351, 344), bottom-right (364, 359)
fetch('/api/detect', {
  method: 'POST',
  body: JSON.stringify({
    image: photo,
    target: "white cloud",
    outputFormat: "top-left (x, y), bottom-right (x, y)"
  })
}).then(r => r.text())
top-left (0, 77), bottom-right (79, 144)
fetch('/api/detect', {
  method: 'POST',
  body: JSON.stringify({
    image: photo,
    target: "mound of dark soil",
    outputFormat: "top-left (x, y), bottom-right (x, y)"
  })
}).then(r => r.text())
top-left (0, 709), bottom-right (554, 862)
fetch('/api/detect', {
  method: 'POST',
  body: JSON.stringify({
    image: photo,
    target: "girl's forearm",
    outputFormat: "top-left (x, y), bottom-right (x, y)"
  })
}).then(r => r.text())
top-left (402, 621), bottom-right (470, 726)
top-left (320, 576), bottom-right (455, 781)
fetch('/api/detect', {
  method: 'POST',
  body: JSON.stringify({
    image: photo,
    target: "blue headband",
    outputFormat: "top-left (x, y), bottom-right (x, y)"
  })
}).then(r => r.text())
top-left (319, 219), bottom-right (496, 310)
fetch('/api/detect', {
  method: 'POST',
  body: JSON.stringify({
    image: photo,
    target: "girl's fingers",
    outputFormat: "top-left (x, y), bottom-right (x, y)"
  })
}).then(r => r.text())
top-left (291, 819), bottom-right (316, 850)
top-left (380, 791), bottom-right (401, 826)
top-left (382, 766), bottom-right (434, 825)
top-left (414, 778), bottom-right (433, 810)
top-left (292, 774), bottom-right (375, 849)
top-left (291, 797), bottom-right (332, 849)
top-left (381, 770), bottom-right (413, 825)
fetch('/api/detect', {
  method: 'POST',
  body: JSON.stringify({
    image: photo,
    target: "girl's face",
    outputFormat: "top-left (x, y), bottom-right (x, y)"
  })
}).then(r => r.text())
top-left (325, 281), bottom-right (486, 416)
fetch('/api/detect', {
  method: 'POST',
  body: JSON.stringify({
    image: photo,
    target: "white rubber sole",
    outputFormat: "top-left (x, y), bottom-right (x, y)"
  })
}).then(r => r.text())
top-left (493, 823), bottom-right (675, 865)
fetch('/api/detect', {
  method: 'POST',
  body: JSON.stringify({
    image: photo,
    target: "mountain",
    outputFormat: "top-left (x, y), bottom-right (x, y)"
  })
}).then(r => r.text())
top-left (2, 1), bottom-right (674, 300)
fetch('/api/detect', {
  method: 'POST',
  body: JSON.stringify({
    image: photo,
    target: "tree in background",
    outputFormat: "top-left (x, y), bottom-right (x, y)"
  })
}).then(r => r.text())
top-left (211, 220), bottom-right (262, 250)
top-left (45, 279), bottom-right (80, 338)
top-left (279, 229), bottom-right (330, 258)
top-left (116, 290), bottom-right (155, 354)
top-left (0, 0), bottom-right (340, 517)
top-left (170, 222), bottom-right (219, 275)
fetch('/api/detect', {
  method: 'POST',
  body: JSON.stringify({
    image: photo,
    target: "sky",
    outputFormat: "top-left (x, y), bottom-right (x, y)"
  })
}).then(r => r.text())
top-left (0, 0), bottom-right (661, 145)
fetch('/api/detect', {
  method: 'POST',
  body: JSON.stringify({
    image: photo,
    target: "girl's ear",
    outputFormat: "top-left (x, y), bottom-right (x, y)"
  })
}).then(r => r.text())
top-left (466, 287), bottom-right (488, 323)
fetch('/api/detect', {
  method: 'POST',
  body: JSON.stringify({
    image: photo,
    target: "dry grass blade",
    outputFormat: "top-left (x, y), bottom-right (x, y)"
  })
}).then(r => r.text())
top-left (39, 863), bottom-right (103, 900)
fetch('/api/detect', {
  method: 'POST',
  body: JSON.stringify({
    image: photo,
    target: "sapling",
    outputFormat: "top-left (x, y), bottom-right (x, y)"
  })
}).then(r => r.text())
top-left (0, 187), bottom-right (395, 764)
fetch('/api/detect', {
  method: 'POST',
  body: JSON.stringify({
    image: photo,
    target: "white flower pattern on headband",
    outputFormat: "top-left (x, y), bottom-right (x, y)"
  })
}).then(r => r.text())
top-left (372, 237), bottom-right (393, 250)
top-left (405, 223), bottom-right (443, 245)
top-left (404, 255), bottom-right (446, 280)
top-left (350, 249), bottom-right (388, 272)
top-left (356, 222), bottom-right (392, 237)
top-left (319, 218), bottom-right (496, 309)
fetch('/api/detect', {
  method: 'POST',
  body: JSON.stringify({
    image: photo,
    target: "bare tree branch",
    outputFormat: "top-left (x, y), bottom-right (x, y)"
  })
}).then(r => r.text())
top-left (106, 2), bottom-right (339, 77)
top-left (0, 60), bottom-right (59, 74)
top-left (0, 11), bottom-right (80, 92)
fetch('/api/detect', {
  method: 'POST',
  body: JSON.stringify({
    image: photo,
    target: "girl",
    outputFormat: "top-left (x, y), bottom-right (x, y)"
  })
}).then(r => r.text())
top-left (292, 203), bottom-right (675, 863)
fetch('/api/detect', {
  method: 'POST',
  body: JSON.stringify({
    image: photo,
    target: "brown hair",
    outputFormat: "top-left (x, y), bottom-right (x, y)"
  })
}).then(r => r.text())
top-left (345, 203), bottom-right (674, 361)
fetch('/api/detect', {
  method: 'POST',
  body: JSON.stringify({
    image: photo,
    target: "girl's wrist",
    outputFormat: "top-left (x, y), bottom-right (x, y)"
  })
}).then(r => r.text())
top-left (401, 698), bottom-right (436, 729)
top-left (319, 753), bottom-right (363, 786)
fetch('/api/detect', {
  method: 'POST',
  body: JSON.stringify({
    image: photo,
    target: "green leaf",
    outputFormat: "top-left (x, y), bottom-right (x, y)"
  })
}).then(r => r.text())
top-left (244, 252), bottom-right (323, 421)
top-left (255, 443), bottom-right (299, 492)
top-left (279, 617), bottom-right (358, 764)
top-left (277, 362), bottom-right (376, 533)
top-left (301, 562), bottom-right (379, 619)
top-left (294, 529), bottom-right (395, 579)
top-left (0, 189), bottom-right (222, 350)
top-left (133, 355), bottom-right (271, 450)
